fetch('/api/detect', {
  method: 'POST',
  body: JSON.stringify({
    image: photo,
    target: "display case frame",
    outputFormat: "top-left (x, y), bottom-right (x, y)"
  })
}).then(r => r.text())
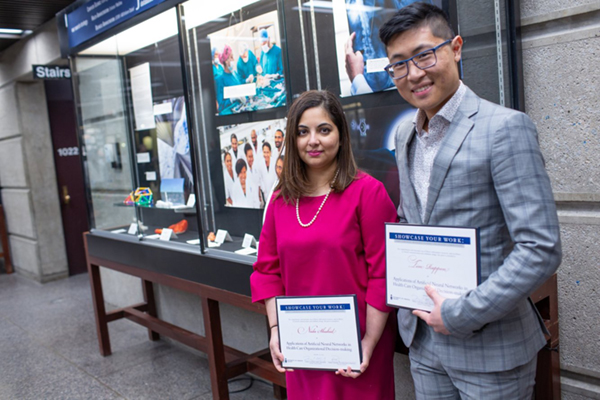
top-left (68, 5), bottom-right (206, 250)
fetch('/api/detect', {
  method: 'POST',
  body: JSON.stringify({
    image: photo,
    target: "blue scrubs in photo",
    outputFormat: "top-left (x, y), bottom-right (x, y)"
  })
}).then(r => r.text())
top-left (213, 63), bottom-right (224, 79)
top-left (237, 51), bottom-right (258, 83)
top-left (215, 71), bottom-right (241, 113)
top-left (259, 45), bottom-right (283, 76)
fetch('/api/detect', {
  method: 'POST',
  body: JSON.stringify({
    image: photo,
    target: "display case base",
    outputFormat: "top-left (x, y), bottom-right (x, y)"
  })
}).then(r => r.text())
top-left (84, 232), bottom-right (286, 400)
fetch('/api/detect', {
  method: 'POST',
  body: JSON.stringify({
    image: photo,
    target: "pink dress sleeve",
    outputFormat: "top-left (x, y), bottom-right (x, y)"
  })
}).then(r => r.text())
top-left (250, 197), bottom-right (285, 303)
top-left (358, 177), bottom-right (398, 312)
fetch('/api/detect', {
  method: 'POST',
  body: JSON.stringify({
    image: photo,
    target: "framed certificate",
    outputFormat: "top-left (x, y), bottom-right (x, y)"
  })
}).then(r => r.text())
top-left (276, 295), bottom-right (362, 372)
top-left (385, 224), bottom-right (481, 311)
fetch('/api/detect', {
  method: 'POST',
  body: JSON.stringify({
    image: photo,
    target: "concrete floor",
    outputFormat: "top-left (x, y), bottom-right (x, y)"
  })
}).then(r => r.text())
top-left (0, 269), bottom-right (274, 400)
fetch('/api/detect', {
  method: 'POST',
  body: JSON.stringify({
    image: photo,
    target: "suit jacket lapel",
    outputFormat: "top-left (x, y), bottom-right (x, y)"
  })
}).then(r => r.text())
top-left (422, 88), bottom-right (479, 224)
top-left (396, 122), bottom-right (423, 224)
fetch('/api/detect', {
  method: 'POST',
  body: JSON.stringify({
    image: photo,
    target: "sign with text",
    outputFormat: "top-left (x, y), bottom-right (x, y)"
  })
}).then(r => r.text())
top-left (32, 65), bottom-right (71, 80)
top-left (66, 0), bottom-right (168, 49)
top-left (385, 224), bottom-right (480, 311)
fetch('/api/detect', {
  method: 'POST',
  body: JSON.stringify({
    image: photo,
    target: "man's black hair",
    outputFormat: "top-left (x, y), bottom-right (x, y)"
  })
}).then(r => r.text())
top-left (244, 142), bottom-right (253, 156)
top-left (379, 2), bottom-right (455, 46)
top-left (231, 133), bottom-right (238, 141)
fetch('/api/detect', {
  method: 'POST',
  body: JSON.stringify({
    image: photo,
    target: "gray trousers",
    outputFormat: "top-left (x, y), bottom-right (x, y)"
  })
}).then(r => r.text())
top-left (409, 320), bottom-right (537, 400)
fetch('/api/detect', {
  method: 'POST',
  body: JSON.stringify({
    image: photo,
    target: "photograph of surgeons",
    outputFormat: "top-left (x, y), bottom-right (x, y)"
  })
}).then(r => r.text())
top-left (333, 0), bottom-right (439, 96)
top-left (218, 118), bottom-right (286, 209)
top-left (208, 10), bottom-right (287, 116)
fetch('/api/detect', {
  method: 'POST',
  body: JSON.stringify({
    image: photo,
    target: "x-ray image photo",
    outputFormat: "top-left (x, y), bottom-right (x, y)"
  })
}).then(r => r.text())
top-left (155, 97), bottom-right (193, 183)
top-left (332, 0), bottom-right (440, 97)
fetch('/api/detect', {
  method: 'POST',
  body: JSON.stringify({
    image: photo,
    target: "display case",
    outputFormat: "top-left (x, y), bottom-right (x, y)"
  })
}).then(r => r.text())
top-left (180, 0), bottom-right (289, 256)
top-left (72, 8), bottom-right (202, 248)
top-left (180, 0), bottom-right (453, 256)
top-left (66, 0), bottom-right (520, 260)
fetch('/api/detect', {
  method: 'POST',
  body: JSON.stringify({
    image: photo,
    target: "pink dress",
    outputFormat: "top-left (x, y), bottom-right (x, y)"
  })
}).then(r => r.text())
top-left (251, 172), bottom-right (398, 400)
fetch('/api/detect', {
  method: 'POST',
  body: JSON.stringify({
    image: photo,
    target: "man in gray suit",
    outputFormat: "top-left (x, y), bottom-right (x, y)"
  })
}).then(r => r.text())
top-left (380, 3), bottom-right (561, 399)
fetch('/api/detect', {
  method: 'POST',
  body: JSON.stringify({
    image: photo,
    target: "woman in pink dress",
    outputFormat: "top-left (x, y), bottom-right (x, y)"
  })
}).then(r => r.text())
top-left (251, 90), bottom-right (397, 399)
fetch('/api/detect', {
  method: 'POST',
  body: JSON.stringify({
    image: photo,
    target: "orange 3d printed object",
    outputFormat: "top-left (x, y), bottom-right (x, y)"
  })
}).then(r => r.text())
top-left (155, 219), bottom-right (188, 235)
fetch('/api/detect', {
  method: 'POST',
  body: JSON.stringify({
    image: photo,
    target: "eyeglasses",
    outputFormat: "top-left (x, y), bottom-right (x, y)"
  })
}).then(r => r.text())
top-left (384, 39), bottom-right (452, 80)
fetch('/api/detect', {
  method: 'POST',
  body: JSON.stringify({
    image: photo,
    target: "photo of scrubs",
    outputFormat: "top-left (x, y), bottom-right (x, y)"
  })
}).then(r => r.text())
top-left (208, 10), bottom-right (287, 116)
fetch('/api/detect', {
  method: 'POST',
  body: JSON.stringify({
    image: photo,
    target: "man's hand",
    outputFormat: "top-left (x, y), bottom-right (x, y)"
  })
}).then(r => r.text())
top-left (345, 32), bottom-right (364, 82)
top-left (413, 285), bottom-right (450, 335)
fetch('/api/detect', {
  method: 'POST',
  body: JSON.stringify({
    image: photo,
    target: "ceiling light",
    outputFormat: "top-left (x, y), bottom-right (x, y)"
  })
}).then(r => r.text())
top-left (0, 28), bottom-right (32, 40)
top-left (0, 28), bottom-right (23, 35)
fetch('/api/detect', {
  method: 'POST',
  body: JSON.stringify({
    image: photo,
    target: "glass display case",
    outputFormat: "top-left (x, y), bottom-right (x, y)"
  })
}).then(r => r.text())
top-left (67, 0), bottom-right (521, 259)
top-left (181, 0), bottom-right (289, 255)
top-left (180, 0), bottom-right (453, 256)
top-left (72, 8), bottom-right (201, 248)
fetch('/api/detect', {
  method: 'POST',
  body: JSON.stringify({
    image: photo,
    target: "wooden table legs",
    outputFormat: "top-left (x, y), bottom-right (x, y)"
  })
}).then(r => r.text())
top-left (85, 258), bottom-right (287, 399)
top-left (202, 298), bottom-right (229, 399)
top-left (0, 205), bottom-right (13, 274)
top-left (142, 279), bottom-right (160, 342)
top-left (87, 262), bottom-right (112, 356)
top-left (532, 274), bottom-right (561, 400)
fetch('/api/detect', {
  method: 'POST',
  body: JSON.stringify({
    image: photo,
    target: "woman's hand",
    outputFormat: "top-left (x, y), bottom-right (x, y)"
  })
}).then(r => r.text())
top-left (336, 304), bottom-right (389, 379)
top-left (269, 327), bottom-right (287, 373)
top-left (265, 298), bottom-right (292, 373)
top-left (335, 336), bottom-right (376, 379)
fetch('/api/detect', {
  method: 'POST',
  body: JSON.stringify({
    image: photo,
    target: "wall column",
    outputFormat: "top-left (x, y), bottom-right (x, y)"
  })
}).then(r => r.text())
top-left (0, 81), bottom-right (68, 282)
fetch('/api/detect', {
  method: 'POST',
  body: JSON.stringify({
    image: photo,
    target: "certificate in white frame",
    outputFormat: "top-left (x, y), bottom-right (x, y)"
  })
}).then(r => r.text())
top-left (276, 295), bottom-right (362, 372)
top-left (385, 223), bottom-right (481, 311)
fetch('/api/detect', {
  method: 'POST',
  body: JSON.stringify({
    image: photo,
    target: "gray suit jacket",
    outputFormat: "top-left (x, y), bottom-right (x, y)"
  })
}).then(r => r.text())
top-left (395, 87), bottom-right (562, 373)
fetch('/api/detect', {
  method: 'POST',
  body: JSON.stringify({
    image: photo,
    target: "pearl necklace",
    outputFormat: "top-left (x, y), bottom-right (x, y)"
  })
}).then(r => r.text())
top-left (296, 169), bottom-right (339, 228)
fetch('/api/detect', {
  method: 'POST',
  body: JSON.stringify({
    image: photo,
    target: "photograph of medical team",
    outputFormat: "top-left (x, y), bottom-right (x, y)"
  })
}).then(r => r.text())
top-left (218, 118), bottom-right (286, 209)
top-left (209, 11), bottom-right (286, 116)
top-left (332, 0), bottom-right (439, 97)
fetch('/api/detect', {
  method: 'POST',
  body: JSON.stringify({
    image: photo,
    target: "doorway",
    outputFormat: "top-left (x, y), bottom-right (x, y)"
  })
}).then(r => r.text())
top-left (45, 79), bottom-right (89, 275)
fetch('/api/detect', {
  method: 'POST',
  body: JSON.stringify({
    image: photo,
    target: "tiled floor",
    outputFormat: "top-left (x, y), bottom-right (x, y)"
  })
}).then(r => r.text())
top-left (0, 270), bottom-right (275, 400)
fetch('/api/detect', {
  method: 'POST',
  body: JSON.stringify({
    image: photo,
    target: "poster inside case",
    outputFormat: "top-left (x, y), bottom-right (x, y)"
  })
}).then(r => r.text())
top-left (154, 96), bottom-right (193, 185)
top-left (346, 102), bottom-right (417, 206)
top-left (332, 0), bottom-right (442, 97)
top-left (208, 10), bottom-right (286, 116)
top-left (218, 118), bottom-right (286, 210)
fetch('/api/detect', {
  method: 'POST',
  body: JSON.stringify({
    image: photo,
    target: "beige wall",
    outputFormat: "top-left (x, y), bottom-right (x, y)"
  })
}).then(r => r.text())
top-left (0, 20), bottom-right (68, 282)
top-left (520, 2), bottom-right (600, 398)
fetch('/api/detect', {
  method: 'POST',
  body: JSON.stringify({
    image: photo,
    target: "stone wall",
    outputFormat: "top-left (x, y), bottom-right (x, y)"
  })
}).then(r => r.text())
top-left (0, 19), bottom-right (69, 282)
top-left (0, 79), bottom-right (68, 281)
top-left (520, 1), bottom-right (600, 398)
